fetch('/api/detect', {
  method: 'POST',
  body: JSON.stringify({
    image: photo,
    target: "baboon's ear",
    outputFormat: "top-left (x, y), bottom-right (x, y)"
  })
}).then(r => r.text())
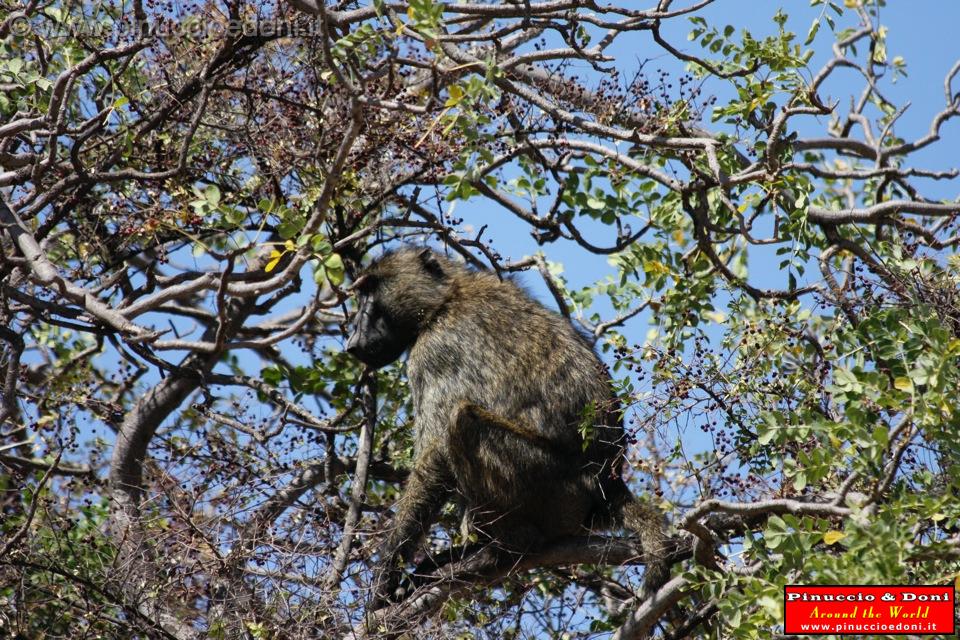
top-left (417, 248), bottom-right (444, 278)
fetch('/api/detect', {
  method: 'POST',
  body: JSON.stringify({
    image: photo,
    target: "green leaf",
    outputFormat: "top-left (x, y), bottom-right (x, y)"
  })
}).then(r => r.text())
top-left (804, 18), bottom-right (820, 45)
top-left (204, 184), bottom-right (221, 207)
top-left (311, 235), bottom-right (332, 254)
top-left (224, 207), bottom-right (245, 225)
top-left (757, 425), bottom-right (777, 445)
top-left (893, 376), bottom-right (913, 392)
top-left (324, 253), bottom-right (345, 285)
top-left (872, 426), bottom-right (889, 448)
top-left (326, 269), bottom-right (345, 286)
top-left (323, 253), bottom-right (344, 271)
top-left (586, 196), bottom-right (605, 210)
top-left (793, 470), bottom-right (807, 491)
top-left (764, 515), bottom-right (789, 549)
top-left (277, 220), bottom-right (301, 239)
top-left (260, 366), bottom-right (282, 386)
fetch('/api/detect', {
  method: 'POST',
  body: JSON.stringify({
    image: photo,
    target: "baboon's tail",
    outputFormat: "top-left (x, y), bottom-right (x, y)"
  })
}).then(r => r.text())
top-left (620, 497), bottom-right (671, 598)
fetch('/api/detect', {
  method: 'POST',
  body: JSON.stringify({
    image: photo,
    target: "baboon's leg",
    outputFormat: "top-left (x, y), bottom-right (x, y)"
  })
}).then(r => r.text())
top-left (588, 478), bottom-right (672, 597)
top-left (619, 495), bottom-right (672, 597)
top-left (408, 539), bottom-right (524, 591)
top-left (447, 403), bottom-right (592, 545)
top-left (371, 446), bottom-right (453, 608)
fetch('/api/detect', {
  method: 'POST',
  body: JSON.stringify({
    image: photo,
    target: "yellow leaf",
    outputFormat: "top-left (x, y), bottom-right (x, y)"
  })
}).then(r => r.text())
top-left (941, 400), bottom-right (953, 418)
top-left (643, 260), bottom-right (670, 276)
top-left (284, 239), bottom-right (296, 251)
top-left (932, 513), bottom-right (947, 522)
top-left (444, 84), bottom-right (464, 107)
top-left (704, 311), bottom-right (726, 324)
top-left (823, 530), bottom-right (846, 545)
top-left (872, 41), bottom-right (886, 64)
top-left (893, 377), bottom-right (914, 392)
top-left (441, 115), bottom-right (457, 136)
top-left (843, 0), bottom-right (859, 7)
top-left (672, 228), bottom-right (684, 243)
top-left (265, 250), bottom-right (283, 273)
top-left (326, 267), bottom-right (345, 286)
top-left (946, 338), bottom-right (960, 355)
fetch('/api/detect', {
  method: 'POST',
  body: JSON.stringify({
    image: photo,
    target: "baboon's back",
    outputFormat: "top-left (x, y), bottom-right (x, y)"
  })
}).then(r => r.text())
top-left (407, 267), bottom-right (627, 496)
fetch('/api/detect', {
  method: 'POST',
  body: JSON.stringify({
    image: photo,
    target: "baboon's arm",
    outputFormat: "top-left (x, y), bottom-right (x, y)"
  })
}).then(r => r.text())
top-left (383, 446), bottom-right (452, 561)
top-left (372, 446), bottom-right (452, 608)
top-left (456, 403), bottom-right (575, 454)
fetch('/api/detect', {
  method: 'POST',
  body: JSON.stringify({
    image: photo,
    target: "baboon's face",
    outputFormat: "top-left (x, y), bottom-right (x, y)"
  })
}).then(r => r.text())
top-left (345, 277), bottom-right (413, 369)
top-left (345, 249), bottom-right (445, 368)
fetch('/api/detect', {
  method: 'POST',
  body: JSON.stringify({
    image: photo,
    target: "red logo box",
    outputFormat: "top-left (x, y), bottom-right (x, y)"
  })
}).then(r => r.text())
top-left (784, 585), bottom-right (956, 635)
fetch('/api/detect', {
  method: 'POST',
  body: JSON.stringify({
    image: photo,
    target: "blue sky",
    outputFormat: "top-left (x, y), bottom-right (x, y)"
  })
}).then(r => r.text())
top-left (451, 1), bottom-right (960, 291)
top-left (40, 2), bottom-right (958, 477)
top-left (55, 1), bottom-right (958, 460)
top-left (424, 2), bottom-right (960, 492)
top-left (19, 4), bottom-right (956, 634)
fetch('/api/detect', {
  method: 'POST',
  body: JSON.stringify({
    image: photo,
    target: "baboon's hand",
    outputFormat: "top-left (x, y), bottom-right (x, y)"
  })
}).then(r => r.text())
top-left (640, 557), bottom-right (671, 600)
top-left (369, 562), bottom-right (407, 611)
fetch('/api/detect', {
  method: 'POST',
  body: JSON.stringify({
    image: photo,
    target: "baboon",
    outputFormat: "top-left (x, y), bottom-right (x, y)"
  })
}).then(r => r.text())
top-left (346, 247), bottom-right (669, 608)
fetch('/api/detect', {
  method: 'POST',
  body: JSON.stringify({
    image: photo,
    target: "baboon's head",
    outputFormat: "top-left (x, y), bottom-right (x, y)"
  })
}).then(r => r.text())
top-left (345, 248), bottom-right (453, 368)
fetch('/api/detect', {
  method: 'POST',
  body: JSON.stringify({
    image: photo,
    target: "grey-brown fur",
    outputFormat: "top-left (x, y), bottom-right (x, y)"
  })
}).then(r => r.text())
top-left (346, 248), bottom-right (669, 608)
